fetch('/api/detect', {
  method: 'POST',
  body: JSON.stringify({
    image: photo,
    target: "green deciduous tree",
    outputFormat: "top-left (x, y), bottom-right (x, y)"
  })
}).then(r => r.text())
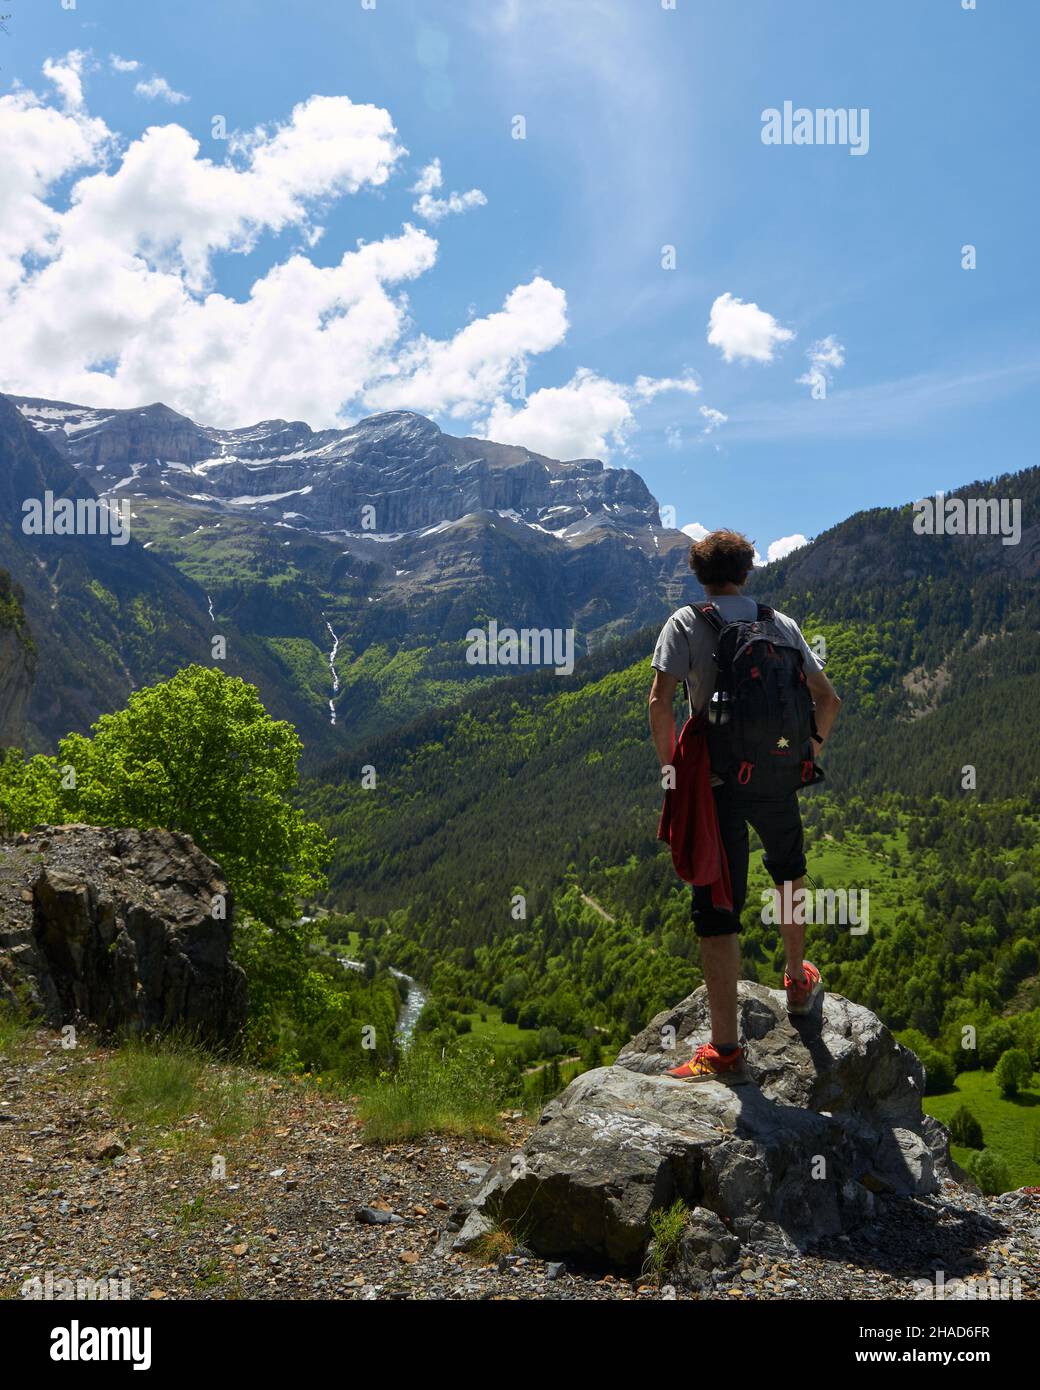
top-left (918, 1044), bottom-right (954, 1095)
top-left (58, 665), bottom-right (329, 927)
top-left (994, 1047), bottom-right (1033, 1098)
top-left (0, 749), bottom-right (63, 835)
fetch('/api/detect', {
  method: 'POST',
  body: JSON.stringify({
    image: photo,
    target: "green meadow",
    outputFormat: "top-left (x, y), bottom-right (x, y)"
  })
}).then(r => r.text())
top-left (925, 1070), bottom-right (1040, 1190)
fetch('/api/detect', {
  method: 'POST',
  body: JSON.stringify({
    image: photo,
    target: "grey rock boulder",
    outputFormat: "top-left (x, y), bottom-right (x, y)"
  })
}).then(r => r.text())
top-left (672, 1207), bottom-right (742, 1291)
top-left (456, 982), bottom-right (955, 1283)
top-left (0, 824), bottom-right (246, 1042)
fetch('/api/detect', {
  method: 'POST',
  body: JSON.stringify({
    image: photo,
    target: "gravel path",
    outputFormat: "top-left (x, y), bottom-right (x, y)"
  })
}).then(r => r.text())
top-left (1, 1029), bottom-right (1036, 1302)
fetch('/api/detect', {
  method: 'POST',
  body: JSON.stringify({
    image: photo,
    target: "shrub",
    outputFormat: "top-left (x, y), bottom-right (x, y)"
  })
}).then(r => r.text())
top-left (994, 1047), bottom-right (1033, 1098)
top-left (967, 1148), bottom-right (1011, 1196)
top-left (58, 665), bottom-right (329, 928)
top-left (0, 669), bottom-right (385, 1078)
top-left (918, 1044), bottom-right (955, 1094)
top-left (948, 1105), bottom-right (984, 1149)
top-left (0, 748), bottom-right (63, 837)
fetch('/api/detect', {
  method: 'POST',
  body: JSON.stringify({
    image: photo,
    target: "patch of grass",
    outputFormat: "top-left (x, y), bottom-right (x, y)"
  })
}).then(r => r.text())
top-left (925, 1068), bottom-right (1040, 1190)
top-left (104, 1039), bottom-right (204, 1126)
top-left (100, 1036), bottom-right (271, 1148)
top-left (469, 1218), bottom-right (528, 1264)
top-left (458, 1005), bottom-right (530, 1054)
top-left (642, 1199), bottom-right (690, 1284)
top-left (167, 1191), bottom-right (238, 1231)
top-left (457, 1006), bottom-right (616, 1090)
top-left (192, 1255), bottom-right (229, 1290)
top-left (357, 1041), bottom-right (506, 1143)
top-left (0, 1001), bottom-right (30, 1057)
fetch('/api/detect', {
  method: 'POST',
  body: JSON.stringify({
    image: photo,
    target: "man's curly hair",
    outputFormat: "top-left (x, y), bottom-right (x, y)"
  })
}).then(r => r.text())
top-left (688, 529), bottom-right (756, 586)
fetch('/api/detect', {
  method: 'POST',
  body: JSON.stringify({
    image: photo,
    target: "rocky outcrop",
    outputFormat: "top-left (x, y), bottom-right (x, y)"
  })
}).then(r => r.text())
top-left (455, 983), bottom-right (959, 1286)
top-left (0, 825), bottom-right (246, 1042)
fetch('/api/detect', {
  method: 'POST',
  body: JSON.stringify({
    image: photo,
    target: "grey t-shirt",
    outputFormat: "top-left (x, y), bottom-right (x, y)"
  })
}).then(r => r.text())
top-left (652, 597), bottom-right (823, 716)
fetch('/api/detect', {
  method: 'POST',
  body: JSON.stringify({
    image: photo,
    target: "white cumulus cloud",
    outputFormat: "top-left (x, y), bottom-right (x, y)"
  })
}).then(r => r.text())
top-left (410, 158), bottom-right (486, 223)
top-left (699, 405), bottom-right (728, 434)
top-left (134, 75), bottom-right (189, 105)
top-left (414, 188), bottom-right (487, 223)
top-left (364, 276), bottom-right (568, 420)
top-left (0, 55), bottom-right (703, 444)
top-left (797, 334), bottom-right (845, 395)
top-left (410, 158), bottom-right (443, 195)
top-left (0, 71), bottom-right (111, 296)
top-left (110, 55), bottom-right (141, 74)
top-left (707, 291), bottom-right (794, 364)
top-left (766, 533), bottom-right (809, 562)
top-left (482, 368), bottom-right (635, 460)
top-left (633, 373), bottom-right (700, 401)
top-left (42, 49), bottom-right (89, 111)
top-left (482, 369), bottom-right (706, 460)
top-left (0, 61), bottom-right (453, 424)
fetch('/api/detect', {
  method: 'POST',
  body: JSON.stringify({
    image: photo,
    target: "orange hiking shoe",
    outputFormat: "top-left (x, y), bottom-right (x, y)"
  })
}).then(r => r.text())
top-left (784, 960), bottom-right (823, 1015)
top-left (666, 1043), bottom-right (750, 1085)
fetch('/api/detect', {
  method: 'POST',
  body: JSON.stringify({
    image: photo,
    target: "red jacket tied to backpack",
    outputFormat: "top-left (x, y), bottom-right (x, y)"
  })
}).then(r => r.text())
top-left (657, 714), bottom-right (733, 911)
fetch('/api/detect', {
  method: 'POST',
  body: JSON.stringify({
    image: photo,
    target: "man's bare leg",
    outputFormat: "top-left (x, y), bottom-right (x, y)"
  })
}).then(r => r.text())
top-left (777, 876), bottom-right (806, 984)
top-left (700, 932), bottom-right (741, 1049)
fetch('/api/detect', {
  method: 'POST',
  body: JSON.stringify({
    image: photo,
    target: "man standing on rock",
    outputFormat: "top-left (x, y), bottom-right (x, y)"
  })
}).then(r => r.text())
top-left (648, 529), bottom-right (842, 1084)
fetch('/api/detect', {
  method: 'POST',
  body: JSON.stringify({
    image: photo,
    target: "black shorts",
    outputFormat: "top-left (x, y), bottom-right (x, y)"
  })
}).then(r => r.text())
top-left (691, 782), bottom-right (807, 938)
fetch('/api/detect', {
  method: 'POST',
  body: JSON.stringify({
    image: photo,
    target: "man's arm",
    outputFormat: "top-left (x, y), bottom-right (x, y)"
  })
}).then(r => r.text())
top-left (807, 668), bottom-right (841, 743)
top-left (648, 669), bottom-right (681, 769)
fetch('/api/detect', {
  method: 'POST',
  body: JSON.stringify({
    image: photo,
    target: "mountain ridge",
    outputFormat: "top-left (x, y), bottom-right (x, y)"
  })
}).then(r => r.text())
top-left (6, 392), bottom-right (704, 751)
top-left (0, 393), bottom-right (331, 751)
top-left (5, 389), bottom-right (1037, 766)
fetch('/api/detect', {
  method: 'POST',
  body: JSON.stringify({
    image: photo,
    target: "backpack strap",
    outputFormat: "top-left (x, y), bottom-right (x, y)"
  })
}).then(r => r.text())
top-left (756, 603), bottom-right (774, 621)
top-left (682, 603), bottom-right (724, 715)
top-left (691, 601), bottom-right (724, 634)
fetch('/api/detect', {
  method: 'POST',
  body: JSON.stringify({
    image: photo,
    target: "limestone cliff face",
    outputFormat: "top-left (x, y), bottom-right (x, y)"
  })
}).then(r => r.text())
top-left (0, 571), bottom-right (34, 749)
top-left (6, 393), bottom-right (705, 753)
top-left (18, 398), bottom-right (664, 537)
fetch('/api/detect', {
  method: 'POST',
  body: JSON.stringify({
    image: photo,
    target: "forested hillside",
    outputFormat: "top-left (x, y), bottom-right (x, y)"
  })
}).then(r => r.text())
top-left (306, 465), bottom-right (1040, 1111)
top-left (307, 653), bottom-right (1040, 1050)
top-left (310, 464), bottom-right (1040, 931)
top-left (764, 464), bottom-right (1040, 797)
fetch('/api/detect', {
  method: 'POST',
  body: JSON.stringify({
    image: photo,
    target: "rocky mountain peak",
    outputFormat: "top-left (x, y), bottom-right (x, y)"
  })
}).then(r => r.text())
top-left (12, 392), bottom-right (672, 544)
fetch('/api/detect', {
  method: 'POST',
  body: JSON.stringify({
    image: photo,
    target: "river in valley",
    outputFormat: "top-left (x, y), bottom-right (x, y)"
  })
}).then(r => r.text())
top-left (338, 958), bottom-right (427, 1049)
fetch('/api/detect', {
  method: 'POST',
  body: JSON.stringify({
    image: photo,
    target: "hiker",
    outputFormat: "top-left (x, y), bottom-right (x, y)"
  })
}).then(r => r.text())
top-left (648, 529), bottom-right (841, 1084)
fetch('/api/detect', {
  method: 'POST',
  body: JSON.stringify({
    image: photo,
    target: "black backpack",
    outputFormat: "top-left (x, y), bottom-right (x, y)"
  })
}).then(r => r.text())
top-left (689, 602), bottom-right (823, 794)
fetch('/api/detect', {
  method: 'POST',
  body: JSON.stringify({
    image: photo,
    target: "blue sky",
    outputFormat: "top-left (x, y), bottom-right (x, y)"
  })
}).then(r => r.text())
top-left (2, 0), bottom-right (1037, 559)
